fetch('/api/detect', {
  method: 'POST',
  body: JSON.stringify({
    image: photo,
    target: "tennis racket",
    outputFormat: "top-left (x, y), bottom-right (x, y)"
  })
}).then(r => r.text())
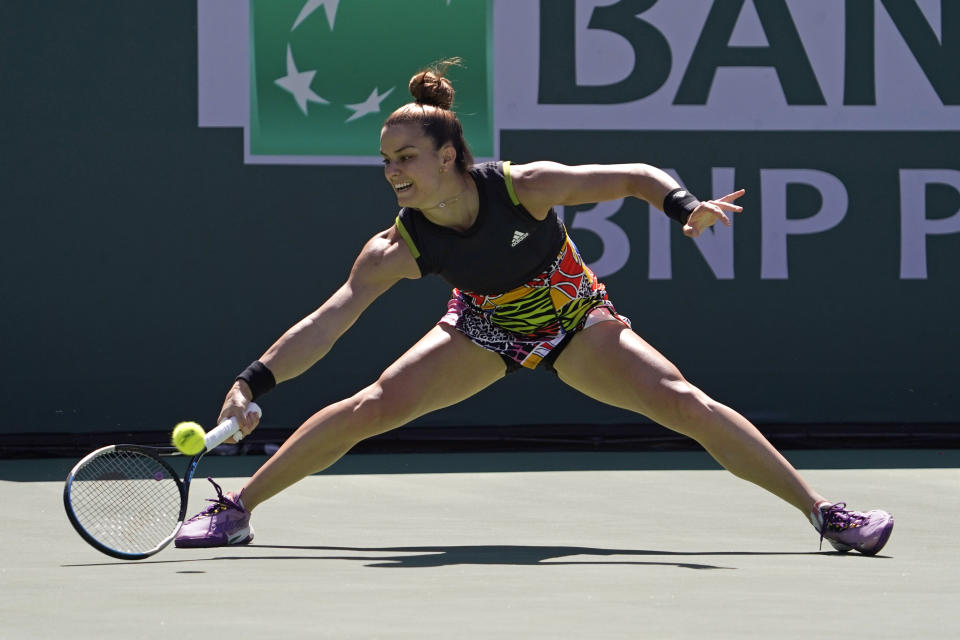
top-left (63, 403), bottom-right (262, 560)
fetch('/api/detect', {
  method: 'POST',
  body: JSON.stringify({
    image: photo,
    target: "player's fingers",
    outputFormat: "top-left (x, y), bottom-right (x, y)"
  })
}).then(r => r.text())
top-left (228, 426), bottom-right (247, 444)
top-left (237, 411), bottom-right (261, 440)
top-left (711, 200), bottom-right (743, 212)
top-left (234, 422), bottom-right (250, 442)
top-left (716, 188), bottom-right (746, 203)
top-left (218, 409), bottom-right (251, 444)
top-left (693, 202), bottom-right (733, 227)
top-left (685, 205), bottom-right (728, 237)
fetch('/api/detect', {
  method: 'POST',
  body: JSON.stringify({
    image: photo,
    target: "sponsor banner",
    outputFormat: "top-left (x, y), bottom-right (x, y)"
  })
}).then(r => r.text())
top-left (199, 0), bottom-right (959, 165)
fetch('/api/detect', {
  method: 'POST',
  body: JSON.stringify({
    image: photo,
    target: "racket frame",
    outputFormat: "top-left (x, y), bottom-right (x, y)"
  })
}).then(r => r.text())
top-left (62, 403), bottom-right (260, 560)
top-left (63, 444), bottom-right (201, 560)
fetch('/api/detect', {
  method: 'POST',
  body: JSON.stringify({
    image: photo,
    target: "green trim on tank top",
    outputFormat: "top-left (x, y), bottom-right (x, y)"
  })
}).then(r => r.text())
top-left (502, 161), bottom-right (520, 206)
top-left (394, 215), bottom-right (420, 259)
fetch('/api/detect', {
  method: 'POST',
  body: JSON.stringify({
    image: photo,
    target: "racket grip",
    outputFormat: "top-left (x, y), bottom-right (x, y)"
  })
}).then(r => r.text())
top-left (203, 402), bottom-right (262, 451)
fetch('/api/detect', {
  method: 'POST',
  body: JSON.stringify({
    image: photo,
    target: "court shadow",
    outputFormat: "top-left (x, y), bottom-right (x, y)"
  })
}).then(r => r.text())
top-left (63, 544), bottom-right (883, 569)
top-left (235, 544), bottom-right (837, 570)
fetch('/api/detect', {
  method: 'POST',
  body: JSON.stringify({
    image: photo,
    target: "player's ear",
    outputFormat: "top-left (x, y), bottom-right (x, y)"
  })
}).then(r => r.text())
top-left (439, 143), bottom-right (456, 172)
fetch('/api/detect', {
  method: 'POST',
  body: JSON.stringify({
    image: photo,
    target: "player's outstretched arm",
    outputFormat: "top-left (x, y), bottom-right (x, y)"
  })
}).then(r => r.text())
top-left (509, 161), bottom-right (744, 237)
top-left (221, 225), bottom-right (420, 432)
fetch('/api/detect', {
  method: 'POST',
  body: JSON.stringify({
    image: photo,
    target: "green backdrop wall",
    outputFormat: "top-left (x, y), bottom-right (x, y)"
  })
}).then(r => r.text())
top-left (1, 1), bottom-right (957, 439)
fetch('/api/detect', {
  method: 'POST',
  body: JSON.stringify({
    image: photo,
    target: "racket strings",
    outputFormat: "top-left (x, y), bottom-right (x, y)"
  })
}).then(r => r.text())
top-left (68, 450), bottom-right (183, 555)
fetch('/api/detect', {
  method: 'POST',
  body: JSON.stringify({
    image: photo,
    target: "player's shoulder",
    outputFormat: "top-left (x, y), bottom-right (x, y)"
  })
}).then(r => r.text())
top-left (508, 160), bottom-right (569, 178)
top-left (354, 224), bottom-right (420, 281)
top-left (503, 161), bottom-right (573, 216)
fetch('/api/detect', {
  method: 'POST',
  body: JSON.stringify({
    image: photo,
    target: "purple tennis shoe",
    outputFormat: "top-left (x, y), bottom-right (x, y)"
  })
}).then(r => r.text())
top-left (812, 502), bottom-right (893, 556)
top-left (175, 478), bottom-right (254, 548)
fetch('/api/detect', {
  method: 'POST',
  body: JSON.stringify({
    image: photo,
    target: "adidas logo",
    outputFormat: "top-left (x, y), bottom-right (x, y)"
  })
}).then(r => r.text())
top-left (510, 230), bottom-right (529, 247)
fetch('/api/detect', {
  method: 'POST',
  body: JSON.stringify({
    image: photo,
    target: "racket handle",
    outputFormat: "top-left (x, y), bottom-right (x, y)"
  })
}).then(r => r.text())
top-left (203, 402), bottom-right (262, 451)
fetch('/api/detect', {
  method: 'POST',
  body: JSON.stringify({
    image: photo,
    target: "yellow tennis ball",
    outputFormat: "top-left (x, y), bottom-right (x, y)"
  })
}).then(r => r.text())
top-left (171, 421), bottom-right (206, 455)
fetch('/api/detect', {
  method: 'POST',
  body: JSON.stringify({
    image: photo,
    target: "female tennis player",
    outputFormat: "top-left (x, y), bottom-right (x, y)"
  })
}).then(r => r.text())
top-left (176, 60), bottom-right (893, 555)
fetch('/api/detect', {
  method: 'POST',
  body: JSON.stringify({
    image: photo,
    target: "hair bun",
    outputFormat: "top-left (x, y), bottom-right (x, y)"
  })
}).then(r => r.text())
top-left (408, 58), bottom-right (461, 110)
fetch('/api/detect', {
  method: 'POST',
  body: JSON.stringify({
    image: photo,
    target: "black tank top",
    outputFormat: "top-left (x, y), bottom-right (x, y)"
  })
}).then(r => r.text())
top-left (395, 161), bottom-right (565, 295)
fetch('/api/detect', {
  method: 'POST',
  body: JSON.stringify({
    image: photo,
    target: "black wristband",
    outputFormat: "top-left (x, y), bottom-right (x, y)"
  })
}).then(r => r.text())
top-left (236, 360), bottom-right (276, 400)
top-left (663, 188), bottom-right (700, 225)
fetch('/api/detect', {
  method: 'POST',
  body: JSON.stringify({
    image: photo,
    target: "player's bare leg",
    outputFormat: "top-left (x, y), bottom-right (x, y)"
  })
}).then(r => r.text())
top-left (238, 325), bottom-right (506, 511)
top-left (553, 314), bottom-right (825, 514)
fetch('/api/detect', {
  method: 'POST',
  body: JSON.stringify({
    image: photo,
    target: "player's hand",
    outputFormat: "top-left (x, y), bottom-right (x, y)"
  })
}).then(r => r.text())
top-left (682, 189), bottom-right (745, 238)
top-left (218, 381), bottom-right (261, 444)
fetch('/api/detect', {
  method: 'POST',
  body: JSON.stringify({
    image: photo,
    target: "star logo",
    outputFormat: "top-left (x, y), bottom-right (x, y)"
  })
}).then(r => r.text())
top-left (292, 0), bottom-right (340, 30)
top-left (274, 45), bottom-right (329, 115)
top-left (345, 86), bottom-right (395, 123)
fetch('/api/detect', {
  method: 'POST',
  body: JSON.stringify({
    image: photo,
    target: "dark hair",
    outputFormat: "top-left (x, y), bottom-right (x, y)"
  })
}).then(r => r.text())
top-left (383, 58), bottom-right (474, 173)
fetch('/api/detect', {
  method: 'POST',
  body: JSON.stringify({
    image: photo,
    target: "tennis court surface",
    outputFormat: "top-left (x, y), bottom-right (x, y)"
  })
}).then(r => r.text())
top-left (2, 449), bottom-right (957, 639)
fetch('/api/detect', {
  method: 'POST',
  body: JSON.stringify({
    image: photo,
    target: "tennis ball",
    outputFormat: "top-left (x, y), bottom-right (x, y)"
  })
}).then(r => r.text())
top-left (171, 421), bottom-right (206, 455)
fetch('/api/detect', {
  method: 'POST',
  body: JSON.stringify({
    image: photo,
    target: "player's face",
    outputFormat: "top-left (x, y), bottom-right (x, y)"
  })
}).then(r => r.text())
top-left (380, 124), bottom-right (447, 207)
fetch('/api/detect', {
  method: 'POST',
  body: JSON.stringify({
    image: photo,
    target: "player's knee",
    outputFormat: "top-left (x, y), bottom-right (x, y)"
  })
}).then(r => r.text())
top-left (654, 378), bottom-right (716, 431)
top-left (348, 382), bottom-right (419, 437)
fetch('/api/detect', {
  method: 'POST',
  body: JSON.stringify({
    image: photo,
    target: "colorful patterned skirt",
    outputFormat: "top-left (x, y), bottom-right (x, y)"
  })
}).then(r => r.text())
top-left (438, 234), bottom-right (631, 372)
